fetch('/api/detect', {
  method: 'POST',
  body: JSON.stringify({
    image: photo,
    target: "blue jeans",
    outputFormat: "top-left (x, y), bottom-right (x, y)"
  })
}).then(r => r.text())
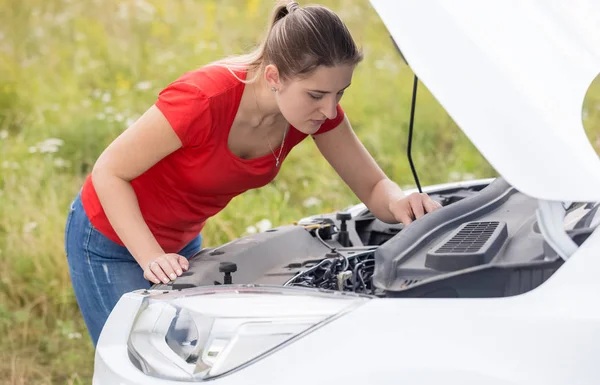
top-left (64, 192), bottom-right (202, 347)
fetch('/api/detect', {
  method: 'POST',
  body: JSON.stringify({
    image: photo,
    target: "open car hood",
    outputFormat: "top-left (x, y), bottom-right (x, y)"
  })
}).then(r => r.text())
top-left (370, 0), bottom-right (600, 202)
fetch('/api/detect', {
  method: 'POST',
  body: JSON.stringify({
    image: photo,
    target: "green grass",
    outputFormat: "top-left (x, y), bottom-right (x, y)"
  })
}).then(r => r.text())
top-left (0, 0), bottom-right (599, 383)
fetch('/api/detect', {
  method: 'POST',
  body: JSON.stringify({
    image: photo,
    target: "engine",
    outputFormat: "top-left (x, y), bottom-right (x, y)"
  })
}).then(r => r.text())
top-left (155, 178), bottom-right (598, 299)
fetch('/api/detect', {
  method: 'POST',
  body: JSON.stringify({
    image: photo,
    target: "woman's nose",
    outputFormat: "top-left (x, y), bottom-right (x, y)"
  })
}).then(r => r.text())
top-left (320, 98), bottom-right (338, 120)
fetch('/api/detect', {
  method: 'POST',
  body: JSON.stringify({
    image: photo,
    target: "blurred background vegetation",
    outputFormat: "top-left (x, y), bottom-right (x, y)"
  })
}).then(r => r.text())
top-left (0, 0), bottom-right (598, 383)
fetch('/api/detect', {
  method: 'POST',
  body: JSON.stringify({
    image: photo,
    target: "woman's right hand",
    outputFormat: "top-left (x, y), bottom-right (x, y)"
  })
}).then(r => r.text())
top-left (143, 253), bottom-right (189, 284)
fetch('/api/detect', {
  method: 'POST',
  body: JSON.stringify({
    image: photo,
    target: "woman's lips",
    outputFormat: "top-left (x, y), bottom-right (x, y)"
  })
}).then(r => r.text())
top-left (310, 119), bottom-right (326, 125)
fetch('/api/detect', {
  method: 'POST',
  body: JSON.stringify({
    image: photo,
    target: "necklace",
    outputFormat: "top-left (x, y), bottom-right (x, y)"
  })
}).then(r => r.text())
top-left (254, 84), bottom-right (289, 167)
top-left (266, 126), bottom-right (289, 167)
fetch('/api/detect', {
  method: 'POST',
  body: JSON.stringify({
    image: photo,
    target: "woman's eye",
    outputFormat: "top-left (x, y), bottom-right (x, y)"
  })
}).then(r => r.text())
top-left (309, 93), bottom-right (323, 100)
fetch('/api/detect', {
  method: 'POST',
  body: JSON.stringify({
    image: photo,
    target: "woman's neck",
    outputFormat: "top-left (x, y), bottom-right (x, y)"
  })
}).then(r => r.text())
top-left (244, 70), bottom-right (283, 128)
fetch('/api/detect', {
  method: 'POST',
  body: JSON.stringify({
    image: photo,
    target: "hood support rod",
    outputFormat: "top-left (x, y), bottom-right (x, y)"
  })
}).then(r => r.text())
top-left (408, 75), bottom-right (422, 193)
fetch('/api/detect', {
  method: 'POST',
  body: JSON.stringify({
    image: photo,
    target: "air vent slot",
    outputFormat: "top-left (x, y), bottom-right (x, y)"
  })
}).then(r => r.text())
top-left (400, 279), bottom-right (421, 288)
top-left (426, 221), bottom-right (508, 272)
top-left (437, 222), bottom-right (499, 253)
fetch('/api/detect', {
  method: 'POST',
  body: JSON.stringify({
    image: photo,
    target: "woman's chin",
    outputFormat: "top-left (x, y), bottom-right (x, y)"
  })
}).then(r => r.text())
top-left (294, 121), bottom-right (323, 135)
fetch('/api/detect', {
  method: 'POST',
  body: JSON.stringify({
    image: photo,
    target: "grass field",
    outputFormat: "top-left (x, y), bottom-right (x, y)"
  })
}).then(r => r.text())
top-left (0, 0), bottom-right (599, 383)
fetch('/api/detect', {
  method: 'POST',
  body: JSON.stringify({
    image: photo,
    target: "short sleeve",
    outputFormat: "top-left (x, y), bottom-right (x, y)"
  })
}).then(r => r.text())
top-left (155, 82), bottom-right (212, 147)
top-left (311, 104), bottom-right (345, 136)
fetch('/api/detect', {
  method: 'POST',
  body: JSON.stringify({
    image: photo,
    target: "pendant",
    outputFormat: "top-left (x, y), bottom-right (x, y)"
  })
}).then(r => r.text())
top-left (276, 159), bottom-right (280, 167)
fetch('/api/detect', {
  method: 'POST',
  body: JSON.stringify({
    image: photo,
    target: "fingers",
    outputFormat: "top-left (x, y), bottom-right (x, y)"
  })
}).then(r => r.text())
top-left (397, 211), bottom-right (413, 226)
top-left (153, 259), bottom-right (173, 284)
top-left (408, 193), bottom-right (425, 219)
top-left (178, 255), bottom-right (190, 272)
top-left (422, 194), bottom-right (441, 213)
top-left (144, 254), bottom-right (188, 285)
top-left (392, 192), bottom-right (443, 227)
top-left (144, 262), bottom-right (162, 285)
top-left (167, 256), bottom-right (183, 277)
top-left (390, 197), bottom-right (413, 226)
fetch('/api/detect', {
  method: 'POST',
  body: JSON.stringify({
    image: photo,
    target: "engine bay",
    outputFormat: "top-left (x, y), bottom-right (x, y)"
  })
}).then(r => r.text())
top-left (156, 178), bottom-right (598, 298)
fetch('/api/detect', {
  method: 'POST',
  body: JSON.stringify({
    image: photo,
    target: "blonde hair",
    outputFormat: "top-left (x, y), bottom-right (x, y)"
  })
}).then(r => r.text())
top-left (212, 1), bottom-right (363, 84)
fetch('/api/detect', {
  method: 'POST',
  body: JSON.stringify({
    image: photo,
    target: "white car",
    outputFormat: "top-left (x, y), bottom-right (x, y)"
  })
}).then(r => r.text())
top-left (93, 1), bottom-right (600, 384)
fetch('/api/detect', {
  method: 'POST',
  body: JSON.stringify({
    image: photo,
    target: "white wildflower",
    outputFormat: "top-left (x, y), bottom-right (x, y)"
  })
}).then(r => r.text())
top-left (96, 112), bottom-right (106, 121)
top-left (92, 89), bottom-right (102, 98)
top-left (156, 51), bottom-right (175, 64)
top-left (54, 12), bottom-right (70, 25)
top-left (134, 0), bottom-right (155, 21)
top-left (89, 60), bottom-right (102, 70)
top-left (0, 130), bottom-right (7, 139)
top-left (135, 0), bottom-right (156, 15)
top-left (28, 146), bottom-right (37, 153)
top-left (374, 58), bottom-right (398, 73)
top-left (101, 92), bottom-right (111, 103)
top-left (23, 222), bottom-right (38, 234)
top-left (245, 226), bottom-right (257, 234)
top-left (255, 219), bottom-right (272, 233)
top-left (196, 41), bottom-right (207, 51)
top-left (303, 197), bottom-right (322, 208)
top-left (104, 106), bottom-right (115, 114)
top-left (42, 138), bottom-right (65, 147)
top-left (448, 171), bottom-right (462, 181)
top-left (54, 158), bottom-right (69, 168)
top-left (21, 58), bottom-right (35, 68)
top-left (125, 117), bottom-right (137, 127)
top-left (117, 3), bottom-right (129, 19)
top-left (38, 138), bottom-right (64, 153)
top-left (135, 81), bottom-right (152, 91)
top-left (68, 332), bottom-right (82, 340)
top-left (115, 113), bottom-right (124, 122)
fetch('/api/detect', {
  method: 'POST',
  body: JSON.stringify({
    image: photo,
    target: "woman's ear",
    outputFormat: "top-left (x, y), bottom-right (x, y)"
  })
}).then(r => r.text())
top-left (264, 64), bottom-right (282, 91)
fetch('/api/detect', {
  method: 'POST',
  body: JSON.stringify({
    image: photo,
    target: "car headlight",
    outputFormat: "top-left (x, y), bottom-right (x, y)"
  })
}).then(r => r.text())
top-left (127, 285), bottom-right (369, 382)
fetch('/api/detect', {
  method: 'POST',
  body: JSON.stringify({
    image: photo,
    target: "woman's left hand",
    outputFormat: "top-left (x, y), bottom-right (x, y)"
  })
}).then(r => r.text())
top-left (389, 192), bottom-right (442, 226)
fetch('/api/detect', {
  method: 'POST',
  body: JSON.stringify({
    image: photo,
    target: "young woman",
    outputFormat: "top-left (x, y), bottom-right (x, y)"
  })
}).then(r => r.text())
top-left (64, 1), bottom-right (441, 346)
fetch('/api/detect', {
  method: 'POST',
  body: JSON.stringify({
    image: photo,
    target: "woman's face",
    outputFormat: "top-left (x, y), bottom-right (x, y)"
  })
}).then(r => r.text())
top-left (268, 64), bottom-right (355, 134)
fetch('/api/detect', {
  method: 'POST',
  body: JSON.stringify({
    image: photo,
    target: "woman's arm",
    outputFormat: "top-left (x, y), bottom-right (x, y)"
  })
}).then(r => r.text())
top-left (92, 105), bottom-right (188, 284)
top-left (313, 116), bottom-right (440, 225)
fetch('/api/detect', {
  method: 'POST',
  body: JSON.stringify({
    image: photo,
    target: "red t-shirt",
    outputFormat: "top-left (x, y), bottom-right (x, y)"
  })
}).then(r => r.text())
top-left (81, 65), bottom-right (345, 253)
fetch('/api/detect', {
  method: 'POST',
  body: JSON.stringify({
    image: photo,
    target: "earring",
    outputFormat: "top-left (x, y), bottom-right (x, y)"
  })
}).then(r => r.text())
top-left (271, 87), bottom-right (277, 92)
